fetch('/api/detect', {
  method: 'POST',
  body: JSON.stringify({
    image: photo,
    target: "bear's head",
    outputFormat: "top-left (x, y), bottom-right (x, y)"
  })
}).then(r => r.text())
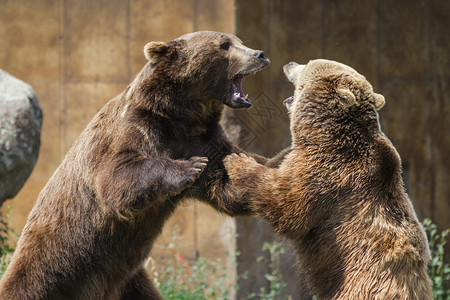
top-left (143, 31), bottom-right (270, 109)
top-left (282, 59), bottom-right (385, 142)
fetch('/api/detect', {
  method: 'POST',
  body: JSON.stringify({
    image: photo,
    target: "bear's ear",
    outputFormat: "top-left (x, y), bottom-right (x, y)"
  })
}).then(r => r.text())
top-left (144, 41), bottom-right (175, 62)
top-left (336, 88), bottom-right (356, 107)
top-left (374, 93), bottom-right (385, 110)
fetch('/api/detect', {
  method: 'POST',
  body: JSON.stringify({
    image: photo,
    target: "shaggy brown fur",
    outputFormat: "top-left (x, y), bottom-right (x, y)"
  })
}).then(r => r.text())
top-left (224, 59), bottom-right (432, 299)
top-left (0, 31), bottom-right (269, 300)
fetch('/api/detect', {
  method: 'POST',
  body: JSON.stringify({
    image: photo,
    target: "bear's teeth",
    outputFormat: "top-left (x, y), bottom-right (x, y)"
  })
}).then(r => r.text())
top-left (243, 94), bottom-right (248, 100)
top-left (254, 71), bottom-right (257, 75)
top-left (234, 92), bottom-right (240, 98)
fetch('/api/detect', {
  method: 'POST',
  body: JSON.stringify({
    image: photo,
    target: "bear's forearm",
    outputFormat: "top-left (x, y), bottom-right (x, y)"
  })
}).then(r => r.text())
top-left (223, 156), bottom-right (278, 215)
top-left (188, 166), bottom-right (253, 216)
top-left (184, 134), bottom-right (266, 216)
top-left (96, 154), bottom-right (202, 217)
top-left (207, 179), bottom-right (253, 216)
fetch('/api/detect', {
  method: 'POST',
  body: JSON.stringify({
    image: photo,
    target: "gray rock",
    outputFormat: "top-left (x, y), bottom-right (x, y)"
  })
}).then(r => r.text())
top-left (0, 70), bottom-right (42, 206)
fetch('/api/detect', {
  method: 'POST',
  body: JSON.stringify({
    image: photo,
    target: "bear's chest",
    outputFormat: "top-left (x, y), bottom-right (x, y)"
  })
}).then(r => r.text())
top-left (163, 137), bottom-right (206, 158)
top-left (162, 133), bottom-right (231, 163)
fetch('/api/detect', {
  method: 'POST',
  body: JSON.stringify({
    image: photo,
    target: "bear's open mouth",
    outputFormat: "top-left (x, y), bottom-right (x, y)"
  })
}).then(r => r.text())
top-left (231, 74), bottom-right (251, 107)
top-left (226, 59), bottom-right (269, 109)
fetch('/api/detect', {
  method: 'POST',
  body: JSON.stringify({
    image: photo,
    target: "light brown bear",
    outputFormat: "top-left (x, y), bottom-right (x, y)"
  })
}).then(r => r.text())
top-left (0, 31), bottom-right (269, 300)
top-left (224, 59), bottom-right (432, 299)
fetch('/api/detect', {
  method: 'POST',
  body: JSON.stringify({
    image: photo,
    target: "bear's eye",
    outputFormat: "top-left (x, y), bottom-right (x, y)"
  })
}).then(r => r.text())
top-left (220, 42), bottom-right (230, 50)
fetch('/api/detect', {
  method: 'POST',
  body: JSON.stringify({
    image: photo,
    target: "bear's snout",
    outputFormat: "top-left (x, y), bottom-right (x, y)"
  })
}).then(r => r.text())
top-left (253, 50), bottom-right (265, 60)
top-left (284, 62), bottom-right (305, 83)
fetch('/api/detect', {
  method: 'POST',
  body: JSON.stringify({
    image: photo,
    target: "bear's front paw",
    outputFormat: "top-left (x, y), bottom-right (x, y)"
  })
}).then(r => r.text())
top-left (167, 156), bottom-right (208, 195)
top-left (181, 156), bottom-right (209, 188)
top-left (223, 153), bottom-right (257, 183)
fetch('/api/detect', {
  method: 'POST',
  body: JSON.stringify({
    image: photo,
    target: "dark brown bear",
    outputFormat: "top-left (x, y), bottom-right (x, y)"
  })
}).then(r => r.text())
top-left (0, 31), bottom-right (269, 300)
top-left (224, 59), bottom-right (432, 299)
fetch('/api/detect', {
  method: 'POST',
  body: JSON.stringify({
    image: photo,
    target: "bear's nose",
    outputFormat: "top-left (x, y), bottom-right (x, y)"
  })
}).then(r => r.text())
top-left (254, 50), bottom-right (265, 59)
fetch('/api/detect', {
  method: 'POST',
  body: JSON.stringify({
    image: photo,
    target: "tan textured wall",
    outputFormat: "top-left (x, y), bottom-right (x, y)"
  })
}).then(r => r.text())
top-left (0, 0), bottom-right (235, 270)
top-left (233, 0), bottom-right (450, 298)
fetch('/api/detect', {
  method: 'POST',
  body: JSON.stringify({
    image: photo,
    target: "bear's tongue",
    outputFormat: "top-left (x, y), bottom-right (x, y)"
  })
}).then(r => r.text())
top-left (232, 74), bottom-right (251, 106)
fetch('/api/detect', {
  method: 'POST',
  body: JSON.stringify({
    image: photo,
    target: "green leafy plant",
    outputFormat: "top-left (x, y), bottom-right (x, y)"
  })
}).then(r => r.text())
top-left (155, 225), bottom-right (235, 300)
top-left (0, 206), bottom-right (15, 278)
top-left (422, 218), bottom-right (450, 300)
top-left (249, 241), bottom-right (289, 300)
top-left (155, 227), bottom-right (290, 300)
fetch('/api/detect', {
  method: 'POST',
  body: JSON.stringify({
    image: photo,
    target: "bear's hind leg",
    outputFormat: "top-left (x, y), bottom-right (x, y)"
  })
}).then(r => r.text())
top-left (120, 268), bottom-right (162, 300)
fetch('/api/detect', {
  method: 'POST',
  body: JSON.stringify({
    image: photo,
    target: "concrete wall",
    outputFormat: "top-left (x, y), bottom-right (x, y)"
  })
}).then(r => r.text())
top-left (0, 0), bottom-right (236, 275)
top-left (233, 0), bottom-right (449, 298)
